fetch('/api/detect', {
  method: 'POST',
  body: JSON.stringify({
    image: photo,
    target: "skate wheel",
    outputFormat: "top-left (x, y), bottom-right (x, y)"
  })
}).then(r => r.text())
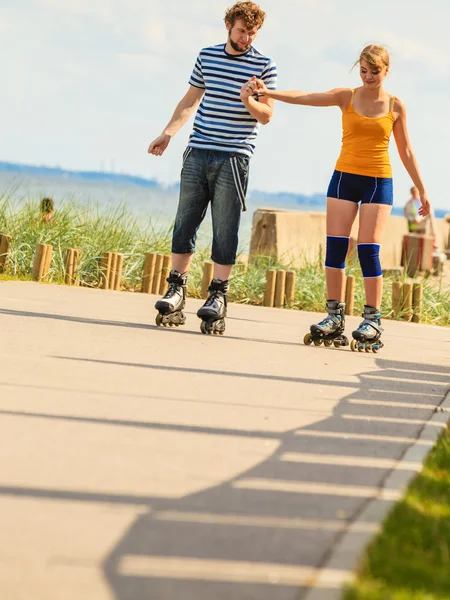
top-left (324, 340), bottom-right (333, 348)
top-left (350, 339), bottom-right (358, 352)
top-left (303, 333), bottom-right (313, 346)
top-left (372, 346), bottom-right (379, 353)
top-left (334, 341), bottom-right (341, 348)
top-left (200, 320), bottom-right (213, 335)
top-left (358, 344), bottom-right (364, 352)
top-left (313, 339), bottom-right (322, 347)
top-left (219, 330), bottom-right (225, 336)
top-left (213, 329), bottom-right (219, 335)
top-left (365, 346), bottom-right (371, 353)
top-left (155, 314), bottom-right (163, 327)
top-left (169, 322), bottom-right (174, 327)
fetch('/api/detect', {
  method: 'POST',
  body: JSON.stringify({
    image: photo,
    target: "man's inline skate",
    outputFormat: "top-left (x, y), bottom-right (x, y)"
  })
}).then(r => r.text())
top-left (351, 305), bottom-right (384, 353)
top-left (304, 300), bottom-right (349, 349)
top-left (197, 278), bottom-right (228, 335)
top-left (154, 270), bottom-right (187, 327)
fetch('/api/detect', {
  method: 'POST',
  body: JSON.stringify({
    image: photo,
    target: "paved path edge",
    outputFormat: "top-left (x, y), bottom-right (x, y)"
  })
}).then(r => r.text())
top-left (302, 388), bottom-right (450, 600)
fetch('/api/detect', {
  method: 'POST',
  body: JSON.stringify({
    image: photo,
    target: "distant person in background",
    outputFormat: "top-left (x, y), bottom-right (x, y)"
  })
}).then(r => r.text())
top-left (253, 44), bottom-right (431, 351)
top-left (404, 185), bottom-right (435, 235)
top-left (40, 197), bottom-right (55, 224)
top-left (147, 1), bottom-right (276, 335)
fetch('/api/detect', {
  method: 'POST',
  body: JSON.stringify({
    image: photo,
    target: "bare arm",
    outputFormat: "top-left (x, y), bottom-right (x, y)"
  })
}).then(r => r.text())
top-left (393, 99), bottom-right (430, 216)
top-left (254, 80), bottom-right (351, 109)
top-left (240, 77), bottom-right (274, 125)
top-left (148, 85), bottom-right (205, 156)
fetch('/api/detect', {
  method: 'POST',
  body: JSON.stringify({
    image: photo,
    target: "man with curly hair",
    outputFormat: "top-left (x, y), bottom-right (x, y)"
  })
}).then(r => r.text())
top-left (148, 1), bottom-right (277, 335)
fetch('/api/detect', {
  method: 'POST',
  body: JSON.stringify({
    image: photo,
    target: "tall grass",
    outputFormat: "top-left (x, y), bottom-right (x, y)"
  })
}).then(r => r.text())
top-left (0, 198), bottom-right (449, 326)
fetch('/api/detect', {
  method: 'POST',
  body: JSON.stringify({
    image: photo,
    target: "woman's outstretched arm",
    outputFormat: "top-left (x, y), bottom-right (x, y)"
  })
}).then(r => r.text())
top-left (254, 79), bottom-right (350, 108)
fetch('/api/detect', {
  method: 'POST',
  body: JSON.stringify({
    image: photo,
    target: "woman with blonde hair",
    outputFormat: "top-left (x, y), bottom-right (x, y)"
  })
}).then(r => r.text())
top-left (251, 44), bottom-right (430, 351)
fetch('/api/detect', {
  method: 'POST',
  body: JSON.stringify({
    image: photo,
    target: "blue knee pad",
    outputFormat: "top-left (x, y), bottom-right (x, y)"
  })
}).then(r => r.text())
top-left (325, 236), bottom-right (349, 270)
top-left (358, 243), bottom-right (382, 278)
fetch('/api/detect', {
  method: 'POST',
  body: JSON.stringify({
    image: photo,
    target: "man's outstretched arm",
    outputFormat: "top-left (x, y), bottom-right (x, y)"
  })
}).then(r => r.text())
top-left (148, 85), bottom-right (205, 156)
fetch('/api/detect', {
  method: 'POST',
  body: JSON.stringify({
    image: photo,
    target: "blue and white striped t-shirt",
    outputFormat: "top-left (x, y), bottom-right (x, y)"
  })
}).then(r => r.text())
top-left (187, 43), bottom-right (277, 157)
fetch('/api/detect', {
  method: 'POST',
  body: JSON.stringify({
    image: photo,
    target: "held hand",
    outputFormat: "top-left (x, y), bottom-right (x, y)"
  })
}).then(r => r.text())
top-left (418, 194), bottom-right (431, 217)
top-left (254, 78), bottom-right (268, 95)
top-left (148, 134), bottom-right (171, 157)
top-left (240, 76), bottom-right (258, 100)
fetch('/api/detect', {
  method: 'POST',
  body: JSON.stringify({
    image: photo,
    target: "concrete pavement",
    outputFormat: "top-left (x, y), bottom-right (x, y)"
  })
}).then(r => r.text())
top-left (0, 280), bottom-right (449, 600)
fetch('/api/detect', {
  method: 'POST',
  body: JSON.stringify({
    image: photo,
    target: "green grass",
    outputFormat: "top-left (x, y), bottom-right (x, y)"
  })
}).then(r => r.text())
top-left (0, 197), bottom-right (449, 326)
top-left (343, 425), bottom-right (450, 600)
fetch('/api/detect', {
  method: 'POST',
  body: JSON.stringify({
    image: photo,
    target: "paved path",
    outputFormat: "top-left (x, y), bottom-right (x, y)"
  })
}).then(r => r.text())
top-left (0, 280), bottom-right (449, 600)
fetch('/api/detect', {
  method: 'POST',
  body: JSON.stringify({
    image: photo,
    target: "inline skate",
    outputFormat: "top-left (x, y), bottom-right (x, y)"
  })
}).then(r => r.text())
top-left (351, 305), bottom-right (384, 353)
top-left (304, 300), bottom-right (349, 349)
top-left (154, 270), bottom-right (187, 327)
top-left (197, 278), bottom-right (228, 335)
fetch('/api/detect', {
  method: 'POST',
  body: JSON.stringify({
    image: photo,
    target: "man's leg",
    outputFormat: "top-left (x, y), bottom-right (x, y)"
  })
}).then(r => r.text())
top-left (171, 149), bottom-right (210, 273)
top-left (155, 149), bottom-right (209, 326)
top-left (196, 152), bottom-right (247, 334)
top-left (210, 153), bottom-right (247, 273)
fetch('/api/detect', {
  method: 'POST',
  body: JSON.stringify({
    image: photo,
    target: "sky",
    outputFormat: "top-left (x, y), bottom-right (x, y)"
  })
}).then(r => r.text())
top-left (2, 0), bottom-right (450, 209)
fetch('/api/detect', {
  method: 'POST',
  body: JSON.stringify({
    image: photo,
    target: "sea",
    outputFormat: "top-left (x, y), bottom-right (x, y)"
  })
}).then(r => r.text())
top-left (0, 168), bottom-right (325, 252)
top-left (0, 165), bottom-right (442, 253)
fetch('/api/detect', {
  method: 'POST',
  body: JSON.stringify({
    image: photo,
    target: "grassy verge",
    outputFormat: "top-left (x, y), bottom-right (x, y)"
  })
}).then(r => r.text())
top-left (0, 198), bottom-right (449, 325)
top-left (343, 424), bottom-right (450, 600)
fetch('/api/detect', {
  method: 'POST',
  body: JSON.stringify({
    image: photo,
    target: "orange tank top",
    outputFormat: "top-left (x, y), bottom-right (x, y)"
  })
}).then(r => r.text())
top-left (335, 89), bottom-right (395, 178)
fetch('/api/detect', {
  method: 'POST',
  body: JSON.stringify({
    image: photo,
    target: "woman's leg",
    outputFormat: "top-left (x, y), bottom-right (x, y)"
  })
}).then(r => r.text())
top-left (358, 204), bottom-right (392, 308)
top-left (326, 197), bottom-right (359, 300)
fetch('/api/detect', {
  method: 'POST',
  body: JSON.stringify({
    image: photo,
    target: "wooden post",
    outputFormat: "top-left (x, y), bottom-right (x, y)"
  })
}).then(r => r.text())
top-left (142, 253), bottom-right (156, 294)
top-left (100, 252), bottom-right (123, 291)
top-left (285, 270), bottom-right (296, 307)
top-left (64, 249), bottom-right (74, 284)
top-left (0, 234), bottom-right (11, 273)
top-left (201, 261), bottom-right (214, 298)
top-left (274, 269), bottom-right (286, 308)
top-left (151, 254), bottom-right (164, 295)
top-left (402, 281), bottom-right (413, 322)
top-left (64, 248), bottom-right (81, 285)
top-left (412, 282), bottom-right (423, 324)
top-left (264, 270), bottom-right (277, 307)
top-left (159, 255), bottom-right (171, 295)
top-left (113, 253), bottom-right (123, 291)
top-left (392, 281), bottom-right (403, 318)
top-left (345, 275), bottom-right (355, 316)
top-left (107, 252), bottom-right (118, 290)
top-left (32, 244), bottom-right (45, 281)
top-left (100, 252), bottom-right (113, 289)
top-left (32, 243), bottom-right (53, 281)
top-left (43, 244), bottom-right (53, 280)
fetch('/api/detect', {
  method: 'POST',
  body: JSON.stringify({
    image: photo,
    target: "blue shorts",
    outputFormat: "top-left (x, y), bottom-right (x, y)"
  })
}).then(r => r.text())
top-left (327, 170), bottom-right (393, 205)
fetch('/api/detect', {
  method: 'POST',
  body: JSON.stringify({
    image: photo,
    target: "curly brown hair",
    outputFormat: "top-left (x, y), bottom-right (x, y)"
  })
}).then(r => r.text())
top-left (224, 1), bottom-right (266, 30)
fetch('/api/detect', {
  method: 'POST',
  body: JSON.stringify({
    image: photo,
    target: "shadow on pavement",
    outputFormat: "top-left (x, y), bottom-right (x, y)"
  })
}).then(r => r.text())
top-left (1, 355), bottom-right (449, 599)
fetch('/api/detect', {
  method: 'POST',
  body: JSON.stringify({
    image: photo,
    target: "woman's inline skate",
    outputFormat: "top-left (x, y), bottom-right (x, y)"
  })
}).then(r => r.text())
top-left (304, 300), bottom-right (349, 349)
top-left (351, 305), bottom-right (384, 353)
top-left (154, 270), bottom-right (187, 327)
top-left (197, 278), bottom-right (228, 335)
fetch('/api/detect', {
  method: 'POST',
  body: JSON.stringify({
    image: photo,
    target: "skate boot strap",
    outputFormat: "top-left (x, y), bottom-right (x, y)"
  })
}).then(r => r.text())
top-left (327, 307), bottom-right (344, 315)
top-left (318, 314), bottom-right (340, 327)
top-left (360, 318), bottom-right (383, 334)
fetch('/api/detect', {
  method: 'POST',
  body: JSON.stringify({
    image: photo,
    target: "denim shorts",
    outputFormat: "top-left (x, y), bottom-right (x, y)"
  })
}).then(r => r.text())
top-left (172, 148), bottom-right (250, 265)
top-left (327, 170), bottom-right (393, 205)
